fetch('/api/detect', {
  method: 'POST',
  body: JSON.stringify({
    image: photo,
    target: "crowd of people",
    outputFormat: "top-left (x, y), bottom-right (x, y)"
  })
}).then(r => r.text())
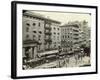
top-left (23, 46), bottom-right (90, 69)
top-left (56, 46), bottom-right (90, 67)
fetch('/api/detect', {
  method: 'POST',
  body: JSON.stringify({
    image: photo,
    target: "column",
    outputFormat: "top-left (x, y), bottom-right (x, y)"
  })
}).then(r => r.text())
top-left (22, 47), bottom-right (25, 58)
top-left (34, 46), bottom-right (37, 59)
top-left (32, 47), bottom-right (34, 59)
top-left (29, 47), bottom-right (32, 59)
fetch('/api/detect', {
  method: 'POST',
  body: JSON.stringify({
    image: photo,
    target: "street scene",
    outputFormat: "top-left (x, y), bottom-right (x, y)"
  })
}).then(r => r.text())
top-left (22, 10), bottom-right (91, 70)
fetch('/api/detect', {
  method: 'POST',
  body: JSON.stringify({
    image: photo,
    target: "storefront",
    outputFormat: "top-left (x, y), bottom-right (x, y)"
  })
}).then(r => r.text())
top-left (23, 39), bottom-right (40, 61)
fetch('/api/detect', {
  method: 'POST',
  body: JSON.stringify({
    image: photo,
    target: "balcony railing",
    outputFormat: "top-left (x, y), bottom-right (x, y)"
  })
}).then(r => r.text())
top-left (45, 38), bottom-right (52, 42)
top-left (73, 29), bottom-right (79, 32)
top-left (45, 31), bottom-right (52, 35)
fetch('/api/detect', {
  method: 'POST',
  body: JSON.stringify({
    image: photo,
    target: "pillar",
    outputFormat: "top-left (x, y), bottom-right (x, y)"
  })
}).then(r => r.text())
top-left (34, 46), bottom-right (37, 59)
top-left (22, 47), bottom-right (25, 58)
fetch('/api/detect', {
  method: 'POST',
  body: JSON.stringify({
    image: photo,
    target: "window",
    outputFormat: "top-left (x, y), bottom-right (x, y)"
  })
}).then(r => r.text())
top-left (58, 33), bottom-right (59, 35)
top-left (26, 35), bottom-right (29, 39)
top-left (54, 27), bottom-right (56, 30)
top-left (38, 35), bottom-right (41, 40)
top-left (65, 35), bottom-right (66, 38)
top-left (63, 35), bottom-right (64, 38)
top-left (39, 31), bottom-right (42, 34)
top-left (57, 36), bottom-right (59, 40)
top-left (38, 45), bottom-right (40, 50)
top-left (38, 22), bottom-right (41, 27)
top-left (54, 36), bottom-right (55, 39)
top-left (54, 32), bottom-right (56, 34)
top-left (58, 28), bottom-right (59, 30)
top-left (33, 23), bottom-right (36, 26)
top-left (26, 23), bottom-right (30, 26)
top-left (33, 35), bottom-right (36, 40)
top-left (33, 31), bottom-right (36, 33)
top-left (54, 45), bottom-right (56, 48)
top-left (26, 27), bottom-right (29, 32)
top-left (30, 16), bottom-right (32, 18)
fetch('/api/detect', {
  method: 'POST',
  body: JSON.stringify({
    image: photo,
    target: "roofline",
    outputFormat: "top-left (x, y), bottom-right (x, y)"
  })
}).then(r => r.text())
top-left (23, 12), bottom-right (61, 24)
top-left (60, 24), bottom-right (79, 27)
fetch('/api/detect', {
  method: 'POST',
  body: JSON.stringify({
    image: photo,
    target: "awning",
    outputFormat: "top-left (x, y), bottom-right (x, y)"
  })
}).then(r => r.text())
top-left (39, 50), bottom-right (58, 57)
top-left (23, 39), bottom-right (41, 45)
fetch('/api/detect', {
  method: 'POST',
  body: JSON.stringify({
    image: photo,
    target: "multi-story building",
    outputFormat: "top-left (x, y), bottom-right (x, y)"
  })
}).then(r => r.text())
top-left (44, 20), bottom-right (61, 50)
top-left (22, 11), bottom-right (45, 59)
top-left (51, 22), bottom-right (61, 49)
top-left (60, 22), bottom-right (80, 53)
top-left (44, 19), bottom-right (52, 51)
top-left (79, 20), bottom-right (90, 47)
top-left (22, 11), bottom-right (61, 59)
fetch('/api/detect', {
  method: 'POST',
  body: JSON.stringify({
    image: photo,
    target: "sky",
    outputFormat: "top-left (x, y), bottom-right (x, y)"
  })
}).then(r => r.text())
top-left (31, 10), bottom-right (91, 26)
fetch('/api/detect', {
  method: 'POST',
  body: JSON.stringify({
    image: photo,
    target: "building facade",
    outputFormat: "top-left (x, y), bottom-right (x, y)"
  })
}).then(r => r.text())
top-left (60, 22), bottom-right (80, 53)
top-left (23, 11), bottom-right (45, 59)
top-left (51, 22), bottom-right (61, 50)
top-left (79, 20), bottom-right (91, 47)
top-left (22, 11), bottom-right (61, 59)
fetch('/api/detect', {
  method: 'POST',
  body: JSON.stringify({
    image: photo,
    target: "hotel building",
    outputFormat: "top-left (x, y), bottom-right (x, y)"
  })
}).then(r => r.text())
top-left (22, 11), bottom-right (61, 59)
top-left (60, 22), bottom-right (80, 53)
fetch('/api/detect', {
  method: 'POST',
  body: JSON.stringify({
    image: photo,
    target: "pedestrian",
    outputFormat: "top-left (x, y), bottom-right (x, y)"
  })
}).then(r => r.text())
top-left (75, 54), bottom-right (78, 65)
top-left (58, 46), bottom-right (62, 54)
top-left (65, 55), bottom-right (70, 67)
top-left (57, 46), bottom-right (62, 67)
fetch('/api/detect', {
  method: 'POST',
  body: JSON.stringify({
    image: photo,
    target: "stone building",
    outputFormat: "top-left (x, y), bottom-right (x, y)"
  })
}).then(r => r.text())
top-left (60, 22), bottom-right (80, 53)
top-left (51, 22), bottom-right (61, 50)
top-left (22, 11), bottom-right (46, 59)
top-left (22, 11), bottom-right (61, 59)
top-left (79, 20), bottom-right (90, 47)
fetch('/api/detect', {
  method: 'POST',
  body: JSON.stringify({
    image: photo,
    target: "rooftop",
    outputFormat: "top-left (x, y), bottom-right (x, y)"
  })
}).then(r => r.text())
top-left (60, 23), bottom-right (79, 28)
top-left (23, 11), bottom-right (61, 24)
